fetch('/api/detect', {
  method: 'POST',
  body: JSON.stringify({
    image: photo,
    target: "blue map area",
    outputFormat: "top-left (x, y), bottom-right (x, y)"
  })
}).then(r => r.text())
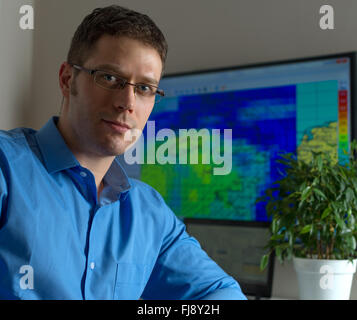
top-left (140, 85), bottom-right (297, 221)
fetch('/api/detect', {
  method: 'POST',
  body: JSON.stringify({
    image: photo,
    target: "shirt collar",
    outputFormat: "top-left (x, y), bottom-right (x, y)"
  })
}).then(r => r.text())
top-left (35, 116), bottom-right (79, 173)
top-left (103, 157), bottom-right (132, 201)
top-left (35, 116), bottom-right (132, 196)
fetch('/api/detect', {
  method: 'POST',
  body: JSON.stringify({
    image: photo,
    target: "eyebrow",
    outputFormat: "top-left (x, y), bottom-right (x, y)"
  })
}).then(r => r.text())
top-left (94, 63), bottom-right (160, 86)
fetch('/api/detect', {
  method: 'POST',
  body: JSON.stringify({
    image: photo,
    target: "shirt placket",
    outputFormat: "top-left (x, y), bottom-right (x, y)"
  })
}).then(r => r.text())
top-left (73, 167), bottom-right (101, 300)
top-left (83, 203), bottom-right (102, 299)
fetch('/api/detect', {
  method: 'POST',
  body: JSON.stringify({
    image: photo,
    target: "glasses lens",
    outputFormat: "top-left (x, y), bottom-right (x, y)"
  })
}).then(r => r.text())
top-left (135, 84), bottom-right (164, 104)
top-left (135, 84), bottom-right (157, 97)
top-left (95, 71), bottom-right (125, 90)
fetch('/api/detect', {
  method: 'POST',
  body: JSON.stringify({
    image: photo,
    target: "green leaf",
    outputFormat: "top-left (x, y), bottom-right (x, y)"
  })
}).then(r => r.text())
top-left (270, 234), bottom-right (285, 241)
top-left (300, 224), bottom-right (312, 234)
top-left (346, 188), bottom-right (354, 203)
top-left (334, 212), bottom-right (346, 230)
top-left (348, 214), bottom-right (355, 229)
top-left (260, 254), bottom-right (269, 271)
top-left (317, 156), bottom-right (323, 172)
top-left (271, 219), bottom-right (278, 234)
top-left (351, 236), bottom-right (356, 250)
top-left (313, 188), bottom-right (327, 200)
top-left (288, 231), bottom-right (294, 246)
top-left (301, 186), bottom-right (312, 201)
top-left (346, 235), bottom-right (357, 250)
top-left (352, 178), bottom-right (357, 191)
top-left (321, 207), bottom-right (331, 220)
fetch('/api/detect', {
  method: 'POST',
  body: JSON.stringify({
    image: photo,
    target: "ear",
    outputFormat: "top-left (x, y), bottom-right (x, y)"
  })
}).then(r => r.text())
top-left (59, 62), bottom-right (74, 100)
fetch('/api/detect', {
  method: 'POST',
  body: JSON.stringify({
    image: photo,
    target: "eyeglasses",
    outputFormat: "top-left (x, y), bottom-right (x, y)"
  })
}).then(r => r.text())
top-left (69, 63), bottom-right (165, 104)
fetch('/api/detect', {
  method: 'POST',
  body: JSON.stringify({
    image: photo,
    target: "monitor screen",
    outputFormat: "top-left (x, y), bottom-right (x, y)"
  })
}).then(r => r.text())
top-left (184, 218), bottom-right (275, 298)
top-left (118, 53), bottom-right (355, 222)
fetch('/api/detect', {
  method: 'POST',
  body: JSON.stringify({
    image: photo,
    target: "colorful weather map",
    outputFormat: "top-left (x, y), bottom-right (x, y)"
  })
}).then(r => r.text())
top-left (138, 80), bottom-right (347, 221)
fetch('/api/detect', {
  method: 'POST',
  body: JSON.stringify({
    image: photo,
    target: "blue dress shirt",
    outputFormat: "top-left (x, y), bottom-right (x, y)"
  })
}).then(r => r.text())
top-left (0, 117), bottom-right (246, 300)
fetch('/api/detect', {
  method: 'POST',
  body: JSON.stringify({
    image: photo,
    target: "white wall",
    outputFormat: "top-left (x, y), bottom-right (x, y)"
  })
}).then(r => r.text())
top-left (2, 0), bottom-right (357, 299)
top-left (0, 0), bottom-right (34, 130)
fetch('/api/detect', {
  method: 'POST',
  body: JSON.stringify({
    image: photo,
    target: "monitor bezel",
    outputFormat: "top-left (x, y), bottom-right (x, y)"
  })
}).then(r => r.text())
top-left (184, 218), bottom-right (275, 299)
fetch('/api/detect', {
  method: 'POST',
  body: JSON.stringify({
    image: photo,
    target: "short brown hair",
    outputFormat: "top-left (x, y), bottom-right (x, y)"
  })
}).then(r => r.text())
top-left (67, 5), bottom-right (168, 68)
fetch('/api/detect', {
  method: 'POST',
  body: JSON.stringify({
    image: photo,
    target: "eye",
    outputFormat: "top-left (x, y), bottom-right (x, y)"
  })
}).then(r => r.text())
top-left (96, 71), bottom-right (126, 89)
top-left (136, 84), bottom-right (155, 95)
top-left (102, 73), bottom-right (117, 83)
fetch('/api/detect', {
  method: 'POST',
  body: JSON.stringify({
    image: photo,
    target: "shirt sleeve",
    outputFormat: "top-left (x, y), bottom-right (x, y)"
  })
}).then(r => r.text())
top-left (0, 158), bottom-right (7, 225)
top-left (141, 202), bottom-right (247, 300)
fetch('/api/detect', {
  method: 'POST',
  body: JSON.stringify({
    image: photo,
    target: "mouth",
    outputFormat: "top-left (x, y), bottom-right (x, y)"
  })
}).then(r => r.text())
top-left (102, 119), bottom-right (131, 134)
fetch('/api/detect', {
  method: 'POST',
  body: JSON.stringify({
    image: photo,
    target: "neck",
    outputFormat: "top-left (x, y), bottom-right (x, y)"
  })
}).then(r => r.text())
top-left (57, 116), bottom-right (115, 197)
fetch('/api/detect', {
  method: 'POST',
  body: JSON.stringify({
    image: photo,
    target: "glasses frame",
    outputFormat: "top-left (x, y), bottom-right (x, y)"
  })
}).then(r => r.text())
top-left (69, 63), bottom-right (165, 101)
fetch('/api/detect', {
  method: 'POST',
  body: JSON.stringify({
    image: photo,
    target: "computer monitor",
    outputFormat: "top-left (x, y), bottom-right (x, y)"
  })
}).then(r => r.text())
top-left (184, 218), bottom-right (275, 298)
top-left (118, 52), bottom-right (356, 222)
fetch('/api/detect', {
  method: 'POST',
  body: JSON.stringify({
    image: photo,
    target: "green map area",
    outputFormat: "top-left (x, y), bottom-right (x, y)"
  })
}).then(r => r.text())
top-left (140, 136), bottom-right (270, 220)
top-left (140, 137), bottom-right (244, 219)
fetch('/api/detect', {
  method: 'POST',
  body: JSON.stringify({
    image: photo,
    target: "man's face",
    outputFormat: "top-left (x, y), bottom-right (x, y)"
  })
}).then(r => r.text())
top-left (62, 35), bottom-right (163, 157)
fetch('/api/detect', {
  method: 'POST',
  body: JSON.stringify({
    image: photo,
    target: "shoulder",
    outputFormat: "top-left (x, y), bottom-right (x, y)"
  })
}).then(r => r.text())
top-left (126, 177), bottom-right (180, 224)
top-left (125, 177), bottom-right (188, 250)
top-left (0, 127), bottom-right (35, 140)
top-left (0, 128), bottom-right (38, 172)
top-left (127, 177), bottom-right (166, 205)
top-left (0, 127), bottom-right (36, 155)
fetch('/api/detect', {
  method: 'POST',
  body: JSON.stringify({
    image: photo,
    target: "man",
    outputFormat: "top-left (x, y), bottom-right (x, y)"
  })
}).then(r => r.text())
top-left (0, 5), bottom-right (246, 300)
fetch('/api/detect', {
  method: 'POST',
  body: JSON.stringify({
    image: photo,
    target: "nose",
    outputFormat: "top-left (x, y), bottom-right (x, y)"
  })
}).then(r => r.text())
top-left (112, 82), bottom-right (136, 112)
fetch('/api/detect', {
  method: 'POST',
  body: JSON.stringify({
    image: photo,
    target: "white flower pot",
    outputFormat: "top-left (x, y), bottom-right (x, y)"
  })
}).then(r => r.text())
top-left (293, 257), bottom-right (357, 300)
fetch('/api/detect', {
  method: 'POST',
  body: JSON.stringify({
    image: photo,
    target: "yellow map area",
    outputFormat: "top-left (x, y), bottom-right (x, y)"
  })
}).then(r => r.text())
top-left (297, 122), bottom-right (338, 164)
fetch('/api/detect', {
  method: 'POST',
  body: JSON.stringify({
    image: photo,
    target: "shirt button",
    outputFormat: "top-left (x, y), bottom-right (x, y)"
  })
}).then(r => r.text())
top-left (90, 262), bottom-right (95, 270)
top-left (80, 171), bottom-right (87, 178)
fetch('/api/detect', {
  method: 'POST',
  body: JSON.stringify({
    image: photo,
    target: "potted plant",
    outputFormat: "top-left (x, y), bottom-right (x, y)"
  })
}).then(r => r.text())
top-left (258, 141), bottom-right (357, 300)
